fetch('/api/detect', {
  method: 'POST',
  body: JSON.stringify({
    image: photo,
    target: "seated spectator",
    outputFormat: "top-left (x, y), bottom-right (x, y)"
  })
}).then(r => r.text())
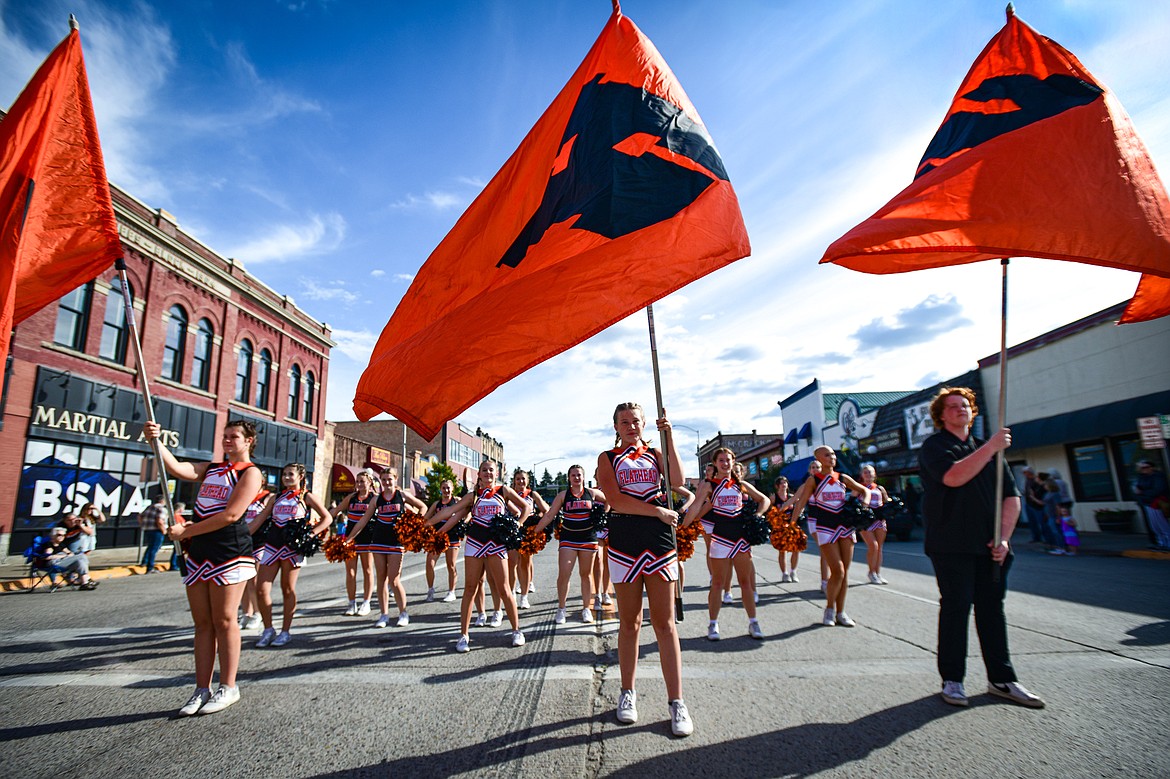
top-left (34, 528), bottom-right (100, 591)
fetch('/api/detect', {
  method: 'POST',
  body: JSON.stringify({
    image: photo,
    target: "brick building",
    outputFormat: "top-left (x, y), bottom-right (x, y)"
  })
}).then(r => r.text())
top-left (0, 187), bottom-right (332, 555)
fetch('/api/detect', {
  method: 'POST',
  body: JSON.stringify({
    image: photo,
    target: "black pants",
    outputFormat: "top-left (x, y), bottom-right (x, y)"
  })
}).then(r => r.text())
top-left (929, 552), bottom-right (1017, 685)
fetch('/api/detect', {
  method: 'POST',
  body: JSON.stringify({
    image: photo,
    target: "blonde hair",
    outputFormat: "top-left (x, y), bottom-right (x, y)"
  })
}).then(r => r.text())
top-left (612, 402), bottom-right (649, 447)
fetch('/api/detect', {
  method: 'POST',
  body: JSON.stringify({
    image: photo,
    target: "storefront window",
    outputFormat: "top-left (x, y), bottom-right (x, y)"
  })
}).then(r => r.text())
top-left (1067, 441), bottom-right (1116, 502)
top-left (80, 446), bottom-right (104, 470)
top-left (288, 364), bottom-right (302, 419)
top-left (303, 371), bottom-right (315, 424)
top-left (162, 305), bottom-right (188, 381)
top-left (254, 349), bottom-right (272, 409)
top-left (234, 339), bottom-right (253, 403)
top-left (192, 319), bottom-right (213, 391)
top-left (99, 278), bottom-right (132, 363)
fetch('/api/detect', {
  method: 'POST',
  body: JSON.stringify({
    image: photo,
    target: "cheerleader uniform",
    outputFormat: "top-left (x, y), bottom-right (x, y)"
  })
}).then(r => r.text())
top-left (345, 492), bottom-right (376, 553)
top-left (464, 486), bottom-right (509, 558)
top-left (808, 471), bottom-right (853, 546)
top-left (559, 487), bottom-right (600, 552)
top-left (704, 477), bottom-right (751, 559)
top-left (864, 482), bottom-right (886, 533)
top-left (604, 445), bottom-right (678, 583)
top-left (243, 490), bottom-right (270, 558)
top-left (183, 461), bottom-right (258, 586)
top-left (368, 490), bottom-right (406, 555)
top-left (257, 489), bottom-right (309, 567)
top-left (433, 498), bottom-right (459, 550)
top-left (516, 488), bottom-right (540, 531)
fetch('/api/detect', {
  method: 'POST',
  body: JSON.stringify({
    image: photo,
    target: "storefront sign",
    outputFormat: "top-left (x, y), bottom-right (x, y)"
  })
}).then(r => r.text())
top-left (1138, 416), bottom-right (1167, 449)
top-left (368, 446), bottom-right (392, 467)
top-left (904, 402), bottom-right (935, 450)
top-left (31, 404), bottom-right (180, 447)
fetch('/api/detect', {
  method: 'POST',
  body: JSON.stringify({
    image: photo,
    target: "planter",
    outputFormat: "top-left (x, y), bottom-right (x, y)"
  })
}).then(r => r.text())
top-left (1094, 509), bottom-right (1137, 534)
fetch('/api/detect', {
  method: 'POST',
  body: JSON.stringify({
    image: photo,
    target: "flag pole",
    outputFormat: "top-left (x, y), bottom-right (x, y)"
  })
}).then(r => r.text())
top-left (646, 304), bottom-right (684, 622)
top-left (992, 258), bottom-right (1009, 581)
top-left (115, 257), bottom-right (185, 575)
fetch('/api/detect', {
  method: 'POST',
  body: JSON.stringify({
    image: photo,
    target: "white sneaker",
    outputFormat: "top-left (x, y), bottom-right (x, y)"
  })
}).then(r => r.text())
top-left (707, 621), bottom-right (720, 641)
top-left (443, 590), bottom-right (457, 603)
top-left (753, 591), bottom-right (759, 604)
top-left (199, 685), bottom-right (240, 715)
top-left (474, 612), bottom-right (487, 628)
top-left (748, 620), bottom-right (764, 640)
top-left (616, 688), bottom-right (638, 724)
top-left (490, 610), bottom-right (503, 627)
top-left (528, 582), bottom-right (535, 593)
top-left (790, 572), bottom-right (799, 583)
top-left (989, 681), bottom-right (1045, 708)
top-left (519, 595), bottom-right (531, 609)
top-left (256, 627), bottom-right (276, 648)
top-left (514, 582), bottom-right (522, 594)
top-left (511, 630), bottom-right (526, 647)
top-left (271, 630), bottom-right (292, 646)
top-left (868, 572), bottom-right (882, 585)
top-left (781, 572), bottom-right (790, 583)
top-left (343, 601), bottom-right (358, 616)
top-left (426, 587), bottom-right (436, 602)
top-left (357, 600), bottom-right (372, 616)
top-left (940, 680), bottom-right (969, 707)
top-left (396, 612), bottom-right (410, 627)
top-left (721, 591), bottom-right (733, 605)
top-left (602, 593), bottom-right (612, 606)
top-left (669, 699), bottom-right (694, 737)
top-left (455, 634), bottom-right (470, 653)
top-left (374, 614), bottom-right (391, 628)
top-left (581, 608), bottom-right (594, 623)
top-left (877, 574), bottom-right (888, 584)
top-left (242, 614), bottom-right (263, 631)
top-left (555, 608), bottom-right (567, 624)
top-left (836, 612), bottom-right (856, 628)
top-left (822, 608), bottom-right (836, 627)
top-left (178, 688), bottom-right (211, 717)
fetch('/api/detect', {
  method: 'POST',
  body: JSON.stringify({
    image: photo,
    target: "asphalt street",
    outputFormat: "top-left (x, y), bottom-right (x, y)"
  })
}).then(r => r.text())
top-left (1, 536), bottom-right (1168, 779)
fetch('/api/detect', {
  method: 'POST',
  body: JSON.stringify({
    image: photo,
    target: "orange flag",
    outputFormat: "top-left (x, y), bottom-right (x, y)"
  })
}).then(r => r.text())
top-left (354, 7), bottom-right (749, 437)
top-left (820, 8), bottom-right (1170, 321)
top-left (0, 24), bottom-right (121, 359)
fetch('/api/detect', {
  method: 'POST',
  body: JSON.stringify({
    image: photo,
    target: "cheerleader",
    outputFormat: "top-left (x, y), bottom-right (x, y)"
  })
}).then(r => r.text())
top-left (534, 464), bottom-right (607, 624)
top-left (346, 468), bottom-right (428, 628)
top-left (771, 477), bottom-right (802, 582)
top-left (332, 468), bottom-right (379, 615)
top-left (859, 465), bottom-right (891, 585)
top-left (239, 486), bottom-right (270, 631)
top-left (592, 466), bottom-right (615, 609)
top-left (805, 459), bottom-right (829, 592)
top-left (791, 446), bottom-right (871, 628)
top-left (143, 419), bottom-right (263, 716)
top-left (423, 479), bottom-right (461, 603)
top-left (684, 448), bottom-right (770, 641)
top-left (596, 402), bottom-right (692, 737)
top-left (434, 459), bottom-right (530, 651)
top-left (508, 469), bottom-right (551, 609)
top-left (248, 463), bottom-right (331, 647)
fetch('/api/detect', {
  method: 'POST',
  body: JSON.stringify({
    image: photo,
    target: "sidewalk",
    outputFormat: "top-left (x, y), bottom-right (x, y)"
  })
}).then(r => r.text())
top-left (2, 531), bottom-right (1167, 593)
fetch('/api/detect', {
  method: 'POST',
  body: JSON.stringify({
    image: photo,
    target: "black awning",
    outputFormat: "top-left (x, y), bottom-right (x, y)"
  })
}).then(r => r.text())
top-left (1010, 391), bottom-right (1170, 449)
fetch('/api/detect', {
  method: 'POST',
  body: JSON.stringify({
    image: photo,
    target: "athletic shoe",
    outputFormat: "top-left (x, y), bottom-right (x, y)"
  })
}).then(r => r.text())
top-left (344, 601), bottom-right (358, 616)
top-left (669, 699), bottom-right (694, 737)
top-left (426, 587), bottom-right (436, 602)
top-left (443, 590), bottom-right (457, 603)
top-left (707, 621), bottom-right (720, 641)
top-left (602, 593), bottom-right (612, 606)
top-left (555, 608), bottom-right (567, 624)
top-left (616, 689), bottom-right (638, 724)
top-left (989, 681), bottom-right (1045, 709)
top-left (519, 595), bottom-right (531, 609)
top-left (256, 627), bottom-right (276, 648)
top-left (581, 608), bottom-right (594, 623)
top-left (78, 581), bottom-right (99, 590)
top-left (594, 594), bottom-right (603, 608)
top-left (721, 592), bottom-right (733, 605)
top-left (790, 572), bottom-right (799, 583)
top-left (514, 582), bottom-right (522, 594)
top-left (528, 582), bottom-right (536, 593)
top-left (868, 572), bottom-right (882, 585)
top-left (474, 612), bottom-right (487, 628)
top-left (490, 610), bottom-right (503, 627)
top-left (877, 574), bottom-right (888, 584)
top-left (374, 614), bottom-right (391, 628)
top-left (1048, 549), bottom-right (1066, 555)
top-left (199, 685), bottom-right (240, 715)
top-left (822, 608), bottom-right (836, 627)
top-left (940, 680), bottom-right (969, 707)
top-left (357, 600), bottom-right (372, 616)
top-left (242, 614), bottom-right (263, 631)
top-left (753, 591), bottom-right (759, 604)
top-left (748, 620), bottom-right (764, 640)
top-left (272, 630), bottom-right (292, 647)
top-left (455, 634), bottom-right (470, 653)
top-left (511, 630), bottom-right (526, 647)
top-left (835, 612), bottom-right (856, 628)
top-left (781, 572), bottom-right (791, 583)
top-left (820, 580), bottom-right (828, 593)
top-left (177, 688), bottom-right (211, 717)
top-left (396, 612), bottom-right (410, 627)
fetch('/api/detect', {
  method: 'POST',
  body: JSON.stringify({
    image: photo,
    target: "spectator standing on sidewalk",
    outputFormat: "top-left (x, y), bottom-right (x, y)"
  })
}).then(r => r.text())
top-left (1134, 460), bottom-right (1170, 550)
top-left (139, 494), bottom-right (169, 573)
top-left (918, 387), bottom-right (1044, 710)
top-left (1021, 467), bottom-right (1047, 544)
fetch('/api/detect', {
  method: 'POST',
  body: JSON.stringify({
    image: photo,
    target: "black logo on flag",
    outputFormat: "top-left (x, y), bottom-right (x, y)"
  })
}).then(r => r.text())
top-left (916, 73), bottom-right (1102, 179)
top-left (498, 75), bottom-right (730, 268)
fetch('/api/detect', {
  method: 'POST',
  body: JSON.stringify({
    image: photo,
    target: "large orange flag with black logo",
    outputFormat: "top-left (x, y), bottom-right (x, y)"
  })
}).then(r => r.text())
top-left (0, 24), bottom-right (121, 360)
top-left (354, 7), bottom-right (749, 436)
top-left (820, 8), bottom-right (1170, 323)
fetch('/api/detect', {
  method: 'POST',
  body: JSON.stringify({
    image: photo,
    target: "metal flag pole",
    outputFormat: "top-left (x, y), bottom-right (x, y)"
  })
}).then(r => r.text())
top-left (646, 304), bottom-right (684, 622)
top-left (115, 257), bottom-right (185, 575)
top-left (992, 258), bottom-right (1010, 581)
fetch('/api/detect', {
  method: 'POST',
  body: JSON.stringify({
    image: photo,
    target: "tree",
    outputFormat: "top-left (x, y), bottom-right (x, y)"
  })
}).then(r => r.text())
top-left (423, 462), bottom-right (464, 506)
top-left (539, 468), bottom-right (553, 487)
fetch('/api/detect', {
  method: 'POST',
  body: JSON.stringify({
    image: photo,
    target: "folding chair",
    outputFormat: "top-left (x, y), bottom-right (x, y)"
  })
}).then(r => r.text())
top-left (21, 537), bottom-right (66, 593)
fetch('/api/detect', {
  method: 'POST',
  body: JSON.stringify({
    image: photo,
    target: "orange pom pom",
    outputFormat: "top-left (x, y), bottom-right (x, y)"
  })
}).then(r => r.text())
top-left (396, 511), bottom-right (431, 553)
top-left (518, 525), bottom-right (549, 556)
top-left (322, 534), bottom-right (357, 562)
top-left (675, 520), bottom-right (702, 562)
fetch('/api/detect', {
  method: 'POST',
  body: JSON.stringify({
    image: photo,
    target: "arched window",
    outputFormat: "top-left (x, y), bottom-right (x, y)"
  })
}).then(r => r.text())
top-left (99, 278), bottom-right (132, 363)
top-left (162, 305), bottom-right (188, 381)
top-left (302, 371), bottom-right (315, 424)
top-left (254, 349), bottom-right (272, 409)
top-left (234, 339), bottom-right (253, 403)
top-left (191, 319), bottom-right (213, 390)
top-left (54, 282), bottom-right (93, 350)
top-left (287, 364), bottom-right (302, 420)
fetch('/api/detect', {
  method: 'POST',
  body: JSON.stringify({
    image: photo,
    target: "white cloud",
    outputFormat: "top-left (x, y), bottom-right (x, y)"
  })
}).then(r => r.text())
top-left (299, 278), bottom-right (358, 305)
top-left (389, 191), bottom-right (466, 211)
top-left (227, 212), bottom-right (346, 263)
top-left (394, 273), bottom-right (414, 282)
top-left (330, 328), bottom-right (378, 363)
top-left (370, 269), bottom-right (386, 278)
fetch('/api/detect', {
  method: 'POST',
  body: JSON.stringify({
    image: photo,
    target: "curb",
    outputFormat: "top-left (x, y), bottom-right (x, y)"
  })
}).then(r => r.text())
top-left (1121, 549), bottom-right (1170, 560)
top-left (0, 562), bottom-right (176, 593)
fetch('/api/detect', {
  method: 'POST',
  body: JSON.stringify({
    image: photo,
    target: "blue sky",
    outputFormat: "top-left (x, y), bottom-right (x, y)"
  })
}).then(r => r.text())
top-left (3, 0), bottom-right (1168, 477)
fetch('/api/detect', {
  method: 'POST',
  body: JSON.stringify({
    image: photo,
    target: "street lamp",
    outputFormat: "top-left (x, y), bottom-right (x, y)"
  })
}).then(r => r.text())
top-left (532, 457), bottom-right (568, 487)
top-left (672, 423), bottom-right (702, 474)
